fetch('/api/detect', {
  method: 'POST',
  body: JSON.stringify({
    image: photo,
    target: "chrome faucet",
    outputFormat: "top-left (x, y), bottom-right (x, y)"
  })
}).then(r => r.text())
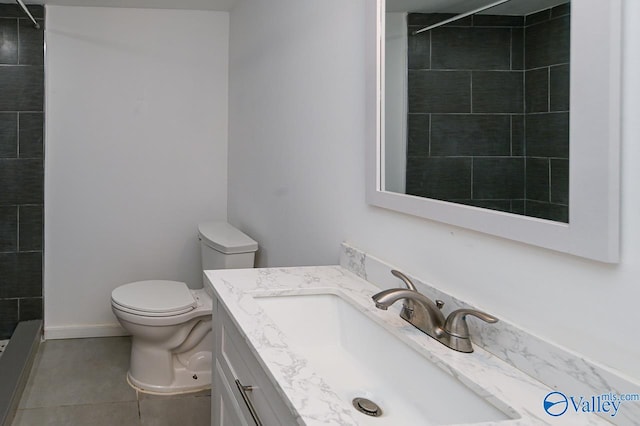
top-left (372, 270), bottom-right (498, 353)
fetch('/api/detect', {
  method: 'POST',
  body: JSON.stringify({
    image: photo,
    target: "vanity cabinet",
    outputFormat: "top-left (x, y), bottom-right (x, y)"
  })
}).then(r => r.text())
top-left (212, 298), bottom-right (299, 426)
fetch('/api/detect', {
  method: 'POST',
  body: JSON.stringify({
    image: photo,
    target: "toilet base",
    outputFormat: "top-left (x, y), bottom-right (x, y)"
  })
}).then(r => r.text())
top-left (127, 371), bottom-right (211, 395)
top-left (127, 352), bottom-right (212, 395)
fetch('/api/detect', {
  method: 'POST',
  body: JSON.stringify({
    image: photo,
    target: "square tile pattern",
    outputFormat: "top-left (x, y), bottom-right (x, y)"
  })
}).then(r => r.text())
top-left (12, 337), bottom-right (211, 426)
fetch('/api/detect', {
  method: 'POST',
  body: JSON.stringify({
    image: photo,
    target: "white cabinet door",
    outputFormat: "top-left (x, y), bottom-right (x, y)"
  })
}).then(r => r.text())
top-left (212, 297), bottom-right (299, 426)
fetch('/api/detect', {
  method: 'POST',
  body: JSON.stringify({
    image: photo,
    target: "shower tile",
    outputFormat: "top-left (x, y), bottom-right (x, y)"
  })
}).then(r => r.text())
top-left (0, 18), bottom-right (18, 64)
top-left (0, 4), bottom-right (43, 19)
top-left (18, 297), bottom-right (42, 321)
top-left (525, 15), bottom-right (570, 69)
top-left (550, 64), bottom-right (570, 112)
top-left (431, 27), bottom-right (511, 70)
top-left (19, 337), bottom-right (137, 409)
top-left (511, 199), bottom-right (525, 215)
top-left (525, 200), bottom-right (568, 222)
top-left (16, 252), bottom-right (42, 299)
top-left (456, 199), bottom-right (512, 213)
top-left (472, 15), bottom-right (523, 27)
top-left (511, 115), bottom-right (525, 156)
top-left (526, 158), bottom-right (550, 202)
top-left (431, 114), bottom-right (511, 156)
top-left (406, 157), bottom-right (472, 200)
top-left (408, 31), bottom-right (430, 70)
top-left (472, 71), bottom-right (524, 113)
top-left (18, 113), bottom-right (43, 159)
top-left (526, 112), bottom-right (569, 158)
top-left (525, 68), bottom-right (549, 113)
top-left (0, 66), bottom-right (44, 111)
top-left (525, 9), bottom-right (550, 26)
top-left (18, 19), bottom-right (44, 65)
top-left (12, 402), bottom-right (141, 426)
top-left (551, 159), bottom-right (569, 205)
top-left (510, 27), bottom-right (524, 70)
top-left (551, 3), bottom-right (571, 18)
top-left (0, 253), bottom-right (18, 297)
top-left (0, 252), bottom-right (41, 298)
top-left (19, 252), bottom-right (41, 297)
top-left (0, 299), bottom-right (18, 339)
top-left (0, 205), bottom-right (17, 252)
top-left (473, 157), bottom-right (525, 199)
top-left (408, 13), bottom-right (471, 27)
top-left (407, 114), bottom-right (430, 157)
top-left (0, 113), bottom-right (18, 158)
top-left (408, 70), bottom-right (470, 113)
top-left (18, 205), bottom-right (43, 251)
top-left (0, 159), bottom-right (44, 205)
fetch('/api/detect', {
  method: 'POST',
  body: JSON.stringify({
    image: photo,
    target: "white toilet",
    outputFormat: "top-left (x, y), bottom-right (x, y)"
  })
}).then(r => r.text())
top-left (111, 222), bottom-right (258, 395)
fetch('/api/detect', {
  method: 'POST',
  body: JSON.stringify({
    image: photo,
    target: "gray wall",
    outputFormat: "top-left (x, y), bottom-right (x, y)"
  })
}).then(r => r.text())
top-left (406, 3), bottom-right (570, 222)
top-left (0, 4), bottom-right (44, 339)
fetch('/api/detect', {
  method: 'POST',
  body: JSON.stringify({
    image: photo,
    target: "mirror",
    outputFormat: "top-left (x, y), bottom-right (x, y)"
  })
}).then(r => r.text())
top-left (385, 0), bottom-right (570, 223)
top-left (366, 0), bottom-right (621, 262)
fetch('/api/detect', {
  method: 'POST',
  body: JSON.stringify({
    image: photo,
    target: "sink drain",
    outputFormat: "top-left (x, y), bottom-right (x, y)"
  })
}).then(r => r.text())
top-left (352, 397), bottom-right (383, 417)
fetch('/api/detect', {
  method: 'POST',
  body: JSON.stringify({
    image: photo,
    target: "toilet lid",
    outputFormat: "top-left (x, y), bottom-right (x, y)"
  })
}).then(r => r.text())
top-left (111, 280), bottom-right (196, 315)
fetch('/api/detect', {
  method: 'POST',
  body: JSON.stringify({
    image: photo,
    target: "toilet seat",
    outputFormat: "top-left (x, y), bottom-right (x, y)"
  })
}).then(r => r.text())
top-left (111, 280), bottom-right (196, 317)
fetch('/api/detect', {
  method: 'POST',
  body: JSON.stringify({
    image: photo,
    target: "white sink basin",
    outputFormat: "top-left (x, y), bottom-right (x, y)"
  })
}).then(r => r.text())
top-left (255, 293), bottom-right (514, 425)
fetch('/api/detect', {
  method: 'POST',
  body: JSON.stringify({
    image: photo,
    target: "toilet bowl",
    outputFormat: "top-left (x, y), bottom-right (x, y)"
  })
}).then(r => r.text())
top-left (111, 281), bottom-right (213, 394)
top-left (111, 222), bottom-right (258, 395)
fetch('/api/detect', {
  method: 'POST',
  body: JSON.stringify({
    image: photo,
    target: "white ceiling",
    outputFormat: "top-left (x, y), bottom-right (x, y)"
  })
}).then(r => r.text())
top-left (387, 0), bottom-right (568, 15)
top-left (0, 0), bottom-right (237, 11)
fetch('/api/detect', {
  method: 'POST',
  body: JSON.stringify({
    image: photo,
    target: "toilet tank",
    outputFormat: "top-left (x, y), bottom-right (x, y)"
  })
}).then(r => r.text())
top-left (198, 222), bottom-right (258, 272)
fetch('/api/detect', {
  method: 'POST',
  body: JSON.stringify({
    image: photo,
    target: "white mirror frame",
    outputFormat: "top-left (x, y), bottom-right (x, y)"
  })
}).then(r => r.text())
top-left (366, 0), bottom-right (621, 263)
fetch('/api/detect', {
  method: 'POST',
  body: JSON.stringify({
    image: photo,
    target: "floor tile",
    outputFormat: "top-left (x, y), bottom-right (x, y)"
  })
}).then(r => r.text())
top-left (12, 401), bottom-right (140, 426)
top-left (139, 395), bottom-right (211, 426)
top-left (19, 337), bottom-right (137, 409)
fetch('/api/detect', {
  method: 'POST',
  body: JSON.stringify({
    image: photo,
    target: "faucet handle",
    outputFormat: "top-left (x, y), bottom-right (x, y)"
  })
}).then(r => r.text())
top-left (391, 270), bottom-right (417, 291)
top-left (444, 309), bottom-right (498, 339)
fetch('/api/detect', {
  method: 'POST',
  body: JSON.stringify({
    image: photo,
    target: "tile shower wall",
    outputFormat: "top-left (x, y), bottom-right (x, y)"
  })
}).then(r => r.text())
top-left (406, 3), bottom-right (569, 222)
top-left (523, 5), bottom-right (570, 222)
top-left (0, 4), bottom-right (44, 339)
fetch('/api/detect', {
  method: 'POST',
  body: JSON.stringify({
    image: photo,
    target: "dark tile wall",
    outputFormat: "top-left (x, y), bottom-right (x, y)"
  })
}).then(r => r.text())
top-left (524, 4), bottom-right (570, 222)
top-left (405, 3), bottom-right (570, 222)
top-left (0, 4), bottom-right (44, 339)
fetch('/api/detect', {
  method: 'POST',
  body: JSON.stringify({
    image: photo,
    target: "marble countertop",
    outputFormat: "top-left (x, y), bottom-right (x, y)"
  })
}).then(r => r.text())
top-left (205, 266), bottom-right (610, 426)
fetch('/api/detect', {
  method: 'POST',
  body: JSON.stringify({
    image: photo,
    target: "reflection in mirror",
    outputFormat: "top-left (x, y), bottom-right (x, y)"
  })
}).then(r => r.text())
top-left (384, 0), bottom-right (570, 223)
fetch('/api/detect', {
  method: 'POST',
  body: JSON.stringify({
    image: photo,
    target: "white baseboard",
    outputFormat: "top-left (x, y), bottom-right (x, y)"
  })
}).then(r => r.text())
top-left (44, 324), bottom-right (130, 340)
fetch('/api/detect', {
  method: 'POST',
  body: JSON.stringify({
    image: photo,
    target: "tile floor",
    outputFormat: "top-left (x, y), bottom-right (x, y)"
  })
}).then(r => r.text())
top-left (11, 337), bottom-right (211, 426)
